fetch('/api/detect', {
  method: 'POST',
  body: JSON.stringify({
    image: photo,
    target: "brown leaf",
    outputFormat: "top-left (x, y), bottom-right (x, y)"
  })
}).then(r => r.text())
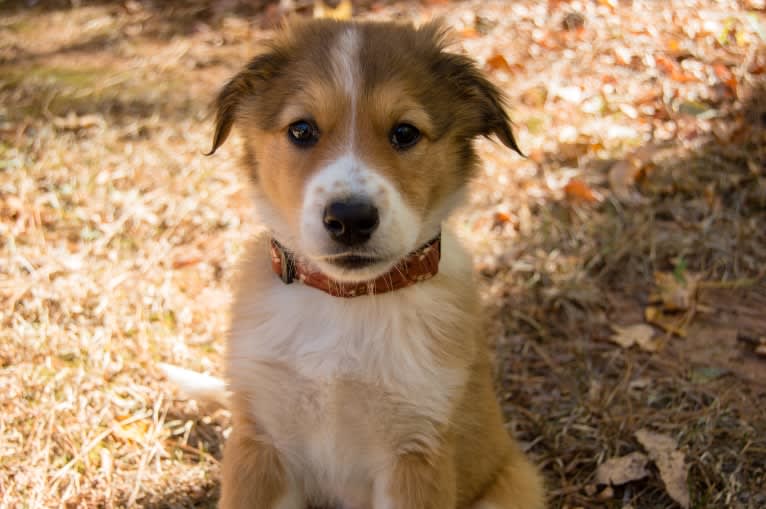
top-left (313, 0), bottom-right (352, 20)
top-left (713, 63), bottom-right (737, 92)
top-left (459, 27), bottom-right (480, 39)
top-left (561, 11), bottom-right (585, 31)
top-left (610, 324), bottom-right (662, 352)
top-left (492, 211), bottom-right (514, 228)
top-left (486, 53), bottom-right (512, 73)
top-left (53, 113), bottom-right (104, 131)
top-left (644, 306), bottom-right (688, 337)
top-left (666, 38), bottom-right (681, 53)
top-left (635, 429), bottom-right (690, 509)
top-left (655, 53), bottom-right (697, 83)
top-left (596, 0), bottom-right (617, 10)
top-left (172, 255), bottom-right (203, 269)
top-left (738, 331), bottom-right (766, 357)
top-left (608, 142), bottom-right (673, 201)
top-left (650, 271), bottom-right (699, 311)
top-left (596, 452), bottom-right (650, 486)
top-left (608, 160), bottom-right (643, 202)
top-left (564, 178), bottom-right (599, 203)
top-left (520, 86), bottom-right (548, 107)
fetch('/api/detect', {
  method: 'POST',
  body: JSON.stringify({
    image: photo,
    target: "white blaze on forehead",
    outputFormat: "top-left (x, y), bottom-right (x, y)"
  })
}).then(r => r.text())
top-left (332, 28), bottom-right (360, 100)
top-left (331, 28), bottom-right (360, 151)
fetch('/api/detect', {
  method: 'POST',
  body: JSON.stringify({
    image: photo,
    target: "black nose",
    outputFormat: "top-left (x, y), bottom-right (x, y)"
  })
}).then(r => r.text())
top-left (323, 199), bottom-right (380, 246)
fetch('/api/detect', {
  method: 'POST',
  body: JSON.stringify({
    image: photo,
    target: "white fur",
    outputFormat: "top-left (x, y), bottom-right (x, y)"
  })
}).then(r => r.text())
top-left (273, 479), bottom-right (304, 509)
top-left (227, 229), bottom-right (474, 507)
top-left (333, 27), bottom-right (360, 137)
top-left (333, 28), bottom-right (359, 99)
top-left (158, 362), bottom-right (229, 407)
top-left (299, 153), bottom-right (420, 282)
top-left (372, 471), bottom-right (395, 509)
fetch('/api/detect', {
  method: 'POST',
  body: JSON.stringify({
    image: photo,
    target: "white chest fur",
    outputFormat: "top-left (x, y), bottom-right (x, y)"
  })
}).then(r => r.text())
top-left (225, 232), bottom-right (477, 505)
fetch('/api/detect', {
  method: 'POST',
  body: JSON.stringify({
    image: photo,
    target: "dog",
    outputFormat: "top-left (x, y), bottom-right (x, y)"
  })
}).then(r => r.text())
top-left (167, 17), bottom-right (545, 509)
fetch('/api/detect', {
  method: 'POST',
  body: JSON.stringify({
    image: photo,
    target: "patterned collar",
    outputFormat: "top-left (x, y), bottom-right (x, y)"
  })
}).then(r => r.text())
top-left (269, 234), bottom-right (442, 298)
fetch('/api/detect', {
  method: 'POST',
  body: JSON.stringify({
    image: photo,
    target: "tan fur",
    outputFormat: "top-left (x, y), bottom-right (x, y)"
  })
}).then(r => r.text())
top-left (209, 18), bottom-right (544, 509)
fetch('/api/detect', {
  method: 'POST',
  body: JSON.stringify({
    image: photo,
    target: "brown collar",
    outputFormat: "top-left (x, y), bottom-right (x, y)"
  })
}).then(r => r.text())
top-left (269, 235), bottom-right (442, 298)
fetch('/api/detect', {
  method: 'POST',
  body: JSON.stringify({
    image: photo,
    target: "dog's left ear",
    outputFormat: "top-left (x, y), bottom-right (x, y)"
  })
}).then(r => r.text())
top-left (206, 51), bottom-right (285, 155)
top-left (434, 51), bottom-right (523, 156)
top-left (468, 71), bottom-right (523, 156)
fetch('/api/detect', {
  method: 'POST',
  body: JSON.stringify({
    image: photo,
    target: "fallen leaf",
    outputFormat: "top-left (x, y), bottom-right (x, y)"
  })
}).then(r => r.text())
top-left (596, 452), bottom-right (650, 486)
top-left (313, 0), bottom-right (352, 20)
top-left (486, 53), bottom-right (512, 73)
top-left (737, 330), bottom-right (766, 358)
top-left (608, 159), bottom-right (643, 202)
top-left (558, 141), bottom-right (591, 161)
top-left (564, 178), bottom-right (599, 203)
top-left (655, 53), bottom-right (697, 82)
top-left (713, 63), bottom-right (737, 92)
top-left (644, 306), bottom-right (688, 337)
top-left (635, 429), bottom-right (690, 509)
top-left (493, 211), bottom-right (513, 226)
top-left (459, 27), bottom-right (480, 39)
top-left (172, 255), bottom-right (203, 269)
top-left (610, 324), bottom-right (662, 351)
top-left (53, 113), bottom-right (104, 131)
top-left (614, 46), bottom-right (633, 66)
top-left (596, 485), bottom-right (614, 500)
top-left (561, 11), bottom-right (585, 31)
top-left (650, 271), bottom-right (699, 311)
top-left (520, 86), bottom-right (549, 107)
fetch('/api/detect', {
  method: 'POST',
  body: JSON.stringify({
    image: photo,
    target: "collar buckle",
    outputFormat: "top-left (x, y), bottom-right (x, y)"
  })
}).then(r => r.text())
top-left (272, 239), bottom-right (296, 284)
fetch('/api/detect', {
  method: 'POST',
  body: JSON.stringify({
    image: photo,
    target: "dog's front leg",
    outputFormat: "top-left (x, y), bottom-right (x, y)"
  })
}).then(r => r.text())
top-left (219, 429), bottom-right (303, 509)
top-left (373, 450), bottom-right (457, 509)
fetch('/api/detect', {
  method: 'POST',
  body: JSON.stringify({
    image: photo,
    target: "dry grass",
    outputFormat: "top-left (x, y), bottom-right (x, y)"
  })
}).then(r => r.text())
top-left (1, 1), bottom-right (765, 508)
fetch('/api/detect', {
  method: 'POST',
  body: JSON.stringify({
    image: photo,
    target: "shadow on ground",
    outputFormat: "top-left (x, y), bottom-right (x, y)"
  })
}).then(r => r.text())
top-left (490, 81), bottom-right (766, 508)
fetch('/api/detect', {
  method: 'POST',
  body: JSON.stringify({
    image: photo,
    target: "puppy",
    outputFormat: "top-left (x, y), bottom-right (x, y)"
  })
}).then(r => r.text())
top-left (199, 18), bottom-right (544, 509)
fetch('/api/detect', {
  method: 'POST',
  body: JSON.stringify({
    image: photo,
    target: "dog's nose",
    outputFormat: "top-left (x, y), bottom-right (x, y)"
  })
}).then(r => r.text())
top-left (323, 198), bottom-right (380, 246)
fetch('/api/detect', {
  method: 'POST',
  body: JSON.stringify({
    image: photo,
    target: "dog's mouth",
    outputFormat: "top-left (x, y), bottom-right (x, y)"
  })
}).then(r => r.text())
top-left (325, 254), bottom-right (382, 269)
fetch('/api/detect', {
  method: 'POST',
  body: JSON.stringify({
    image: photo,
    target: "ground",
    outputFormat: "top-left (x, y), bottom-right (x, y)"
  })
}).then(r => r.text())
top-left (1, 1), bottom-right (765, 508)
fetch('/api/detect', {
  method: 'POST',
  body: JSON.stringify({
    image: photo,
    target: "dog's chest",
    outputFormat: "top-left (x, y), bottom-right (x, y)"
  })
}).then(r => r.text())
top-left (227, 282), bottom-right (470, 503)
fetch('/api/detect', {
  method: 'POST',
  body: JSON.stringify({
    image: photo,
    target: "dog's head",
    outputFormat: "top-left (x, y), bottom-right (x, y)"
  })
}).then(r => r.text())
top-left (208, 19), bottom-right (520, 282)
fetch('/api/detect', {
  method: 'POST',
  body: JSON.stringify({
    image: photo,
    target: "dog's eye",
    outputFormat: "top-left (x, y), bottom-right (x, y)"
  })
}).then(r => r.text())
top-left (288, 120), bottom-right (319, 147)
top-left (390, 123), bottom-right (421, 150)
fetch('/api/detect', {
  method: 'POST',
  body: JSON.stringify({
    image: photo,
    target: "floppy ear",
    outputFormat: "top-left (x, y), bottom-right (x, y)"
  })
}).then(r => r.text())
top-left (206, 52), bottom-right (285, 155)
top-left (469, 72), bottom-right (523, 156)
top-left (435, 52), bottom-right (523, 156)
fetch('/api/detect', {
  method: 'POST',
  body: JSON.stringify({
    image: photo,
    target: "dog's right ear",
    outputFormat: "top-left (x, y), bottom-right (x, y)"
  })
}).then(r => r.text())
top-left (206, 52), bottom-right (285, 155)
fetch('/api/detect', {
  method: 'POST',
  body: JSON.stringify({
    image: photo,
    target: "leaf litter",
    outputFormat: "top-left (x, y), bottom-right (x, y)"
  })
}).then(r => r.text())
top-left (595, 451), bottom-right (650, 486)
top-left (2, 0), bottom-right (766, 508)
top-left (635, 429), bottom-right (691, 509)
